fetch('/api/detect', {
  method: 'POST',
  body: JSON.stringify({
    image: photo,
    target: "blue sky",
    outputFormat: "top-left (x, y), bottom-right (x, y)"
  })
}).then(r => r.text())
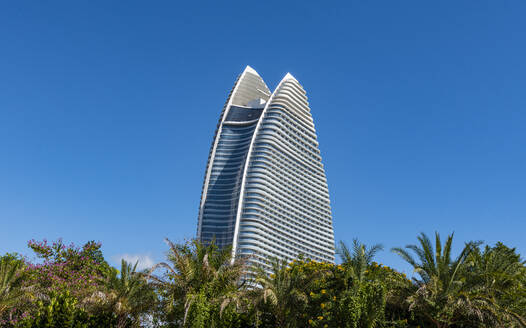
top-left (1, 1), bottom-right (525, 273)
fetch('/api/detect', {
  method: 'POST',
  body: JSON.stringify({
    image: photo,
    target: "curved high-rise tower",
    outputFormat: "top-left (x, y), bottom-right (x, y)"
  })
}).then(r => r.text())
top-left (197, 66), bottom-right (335, 267)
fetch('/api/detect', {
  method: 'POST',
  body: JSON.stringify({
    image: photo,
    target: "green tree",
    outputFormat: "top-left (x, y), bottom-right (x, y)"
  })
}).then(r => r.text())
top-left (101, 260), bottom-right (157, 328)
top-left (25, 239), bottom-right (112, 299)
top-left (252, 258), bottom-right (323, 328)
top-left (0, 254), bottom-right (27, 325)
top-left (392, 232), bottom-right (481, 328)
top-left (16, 239), bottom-right (120, 327)
top-left (338, 239), bottom-right (383, 284)
top-left (331, 240), bottom-right (387, 328)
top-left (15, 291), bottom-right (117, 328)
top-left (147, 239), bottom-right (246, 327)
top-left (463, 243), bottom-right (526, 327)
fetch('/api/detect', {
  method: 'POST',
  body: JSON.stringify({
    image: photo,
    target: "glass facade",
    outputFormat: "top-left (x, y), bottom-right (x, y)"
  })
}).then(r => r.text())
top-left (200, 119), bottom-right (260, 249)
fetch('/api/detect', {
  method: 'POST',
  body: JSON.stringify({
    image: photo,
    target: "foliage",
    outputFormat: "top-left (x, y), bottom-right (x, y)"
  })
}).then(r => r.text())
top-left (110, 260), bottom-right (157, 326)
top-left (0, 253), bottom-right (28, 326)
top-left (146, 239), bottom-right (247, 327)
top-left (392, 232), bottom-right (526, 327)
top-left (250, 245), bottom-right (410, 328)
top-left (0, 234), bottom-right (524, 327)
top-left (15, 291), bottom-right (117, 328)
top-left (24, 239), bottom-right (112, 299)
top-left (2, 239), bottom-right (155, 327)
top-left (333, 239), bottom-right (387, 328)
top-left (463, 242), bottom-right (526, 327)
top-left (251, 257), bottom-right (326, 327)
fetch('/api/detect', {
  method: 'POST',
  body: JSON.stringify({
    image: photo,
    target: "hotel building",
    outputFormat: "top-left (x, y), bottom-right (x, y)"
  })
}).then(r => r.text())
top-left (197, 66), bottom-right (335, 267)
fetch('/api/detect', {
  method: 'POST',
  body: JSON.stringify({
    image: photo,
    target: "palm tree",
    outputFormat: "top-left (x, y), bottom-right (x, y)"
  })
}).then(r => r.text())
top-left (147, 239), bottom-right (246, 327)
top-left (464, 243), bottom-right (526, 327)
top-left (337, 239), bottom-right (383, 283)
top-left (335, 240), bottom-right (386, 328)
top-left (251, 258), bottom-right (318, 328)
top-left (104, 259), bottom-right (156, 328)
top-left (0, 255), bottom-right (25, 316)
top-left (391, 232), bottom-right (481, 328)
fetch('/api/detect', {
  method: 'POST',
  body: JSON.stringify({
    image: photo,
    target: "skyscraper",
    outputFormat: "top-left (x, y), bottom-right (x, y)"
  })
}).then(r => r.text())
top-left (197, 66), bottom-right (335, 267)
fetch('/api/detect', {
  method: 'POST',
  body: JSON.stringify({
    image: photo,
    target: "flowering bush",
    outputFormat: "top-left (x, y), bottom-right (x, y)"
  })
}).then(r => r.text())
top-left (0, 239), bottom-right (116, 327)
top-left (24, 239), bottom-right (111, 299)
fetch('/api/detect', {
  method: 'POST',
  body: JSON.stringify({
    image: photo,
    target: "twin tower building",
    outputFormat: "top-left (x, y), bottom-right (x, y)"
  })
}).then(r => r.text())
top-left (197, 66), bottom-right (335, 268)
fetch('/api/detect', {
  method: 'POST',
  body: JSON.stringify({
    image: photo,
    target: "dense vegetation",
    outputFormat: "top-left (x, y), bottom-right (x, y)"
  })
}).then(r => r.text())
top-left (1, 232), bottom-right (524, 327)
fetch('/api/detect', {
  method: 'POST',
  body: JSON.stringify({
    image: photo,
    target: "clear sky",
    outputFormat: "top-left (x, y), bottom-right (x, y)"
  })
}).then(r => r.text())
top-left (1, 1), bottom-right (525, 273)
